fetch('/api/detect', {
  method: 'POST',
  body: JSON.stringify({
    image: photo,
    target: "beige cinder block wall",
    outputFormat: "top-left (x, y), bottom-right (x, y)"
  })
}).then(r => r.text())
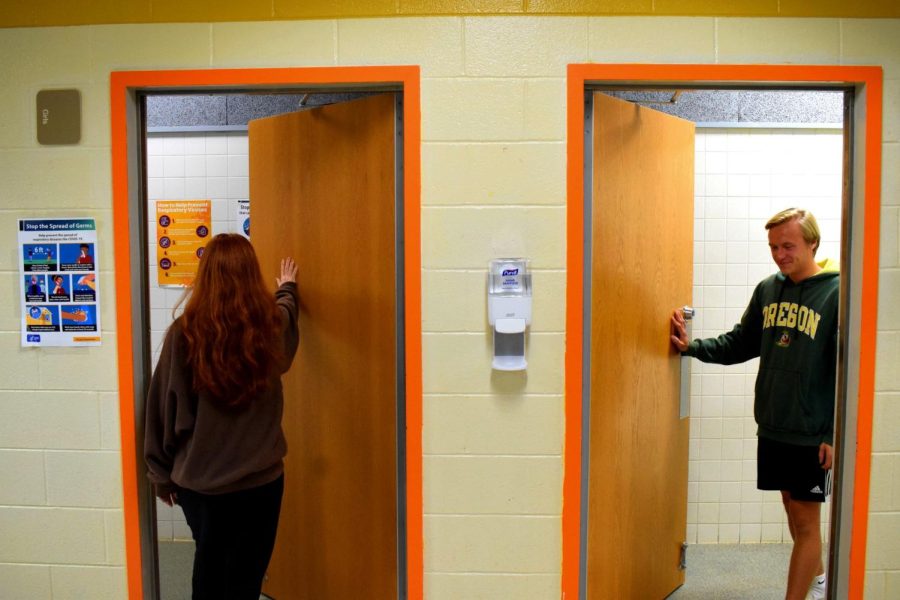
top-left (0, 15), bottom-right (897, 599)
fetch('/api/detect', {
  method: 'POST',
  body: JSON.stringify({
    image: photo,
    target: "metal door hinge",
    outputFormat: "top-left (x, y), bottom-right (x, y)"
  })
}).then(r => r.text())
top-left (679, 542), bottom-right (687, 570)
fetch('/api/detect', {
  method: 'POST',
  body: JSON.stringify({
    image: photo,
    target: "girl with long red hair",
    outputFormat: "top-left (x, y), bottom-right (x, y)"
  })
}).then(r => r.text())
top-left (144, 233), bottom-right (299, 599)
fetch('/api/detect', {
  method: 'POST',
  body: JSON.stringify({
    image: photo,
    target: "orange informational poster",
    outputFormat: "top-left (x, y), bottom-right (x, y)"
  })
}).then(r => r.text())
top-left (155, 200), bottom-right (211, 286)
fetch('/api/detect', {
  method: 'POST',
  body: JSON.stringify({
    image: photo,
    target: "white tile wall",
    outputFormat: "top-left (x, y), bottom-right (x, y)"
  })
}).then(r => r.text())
top-left (145, 130), bottom-right (249, 540)
top-left (686, 128), bottom-right (842, 544)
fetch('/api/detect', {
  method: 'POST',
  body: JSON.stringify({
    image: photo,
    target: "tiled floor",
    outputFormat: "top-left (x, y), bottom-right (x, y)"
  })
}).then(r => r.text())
top-left (669, 543), bottom-right (795, 599)
top-left (159, 541), bottom-right (805, 599)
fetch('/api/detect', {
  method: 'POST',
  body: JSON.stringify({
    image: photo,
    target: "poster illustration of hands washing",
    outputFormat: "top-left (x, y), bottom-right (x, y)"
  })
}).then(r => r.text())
top-left (19, 218), bottom-right (101, 347)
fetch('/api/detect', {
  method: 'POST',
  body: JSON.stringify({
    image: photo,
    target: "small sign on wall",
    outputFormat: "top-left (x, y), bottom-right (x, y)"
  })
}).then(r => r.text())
top-left (18, 218), bottom-right (101, 347)
top-left (36, 89), bottom-right (81, 145)
top-left (156, 200), bottom-right (211, 286)
top-left (236, 200), bottom-right (250, 238)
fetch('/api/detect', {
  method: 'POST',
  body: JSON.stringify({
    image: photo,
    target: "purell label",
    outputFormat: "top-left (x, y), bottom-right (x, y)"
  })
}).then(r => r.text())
top-left (490, 259), bottom-right (528, 295)
top-left (501, 266), bottom-right (521, 290)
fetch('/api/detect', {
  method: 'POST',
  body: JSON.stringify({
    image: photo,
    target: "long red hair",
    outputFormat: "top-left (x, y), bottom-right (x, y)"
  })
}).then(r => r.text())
top-left (180, 234), bottom-right (282, 407)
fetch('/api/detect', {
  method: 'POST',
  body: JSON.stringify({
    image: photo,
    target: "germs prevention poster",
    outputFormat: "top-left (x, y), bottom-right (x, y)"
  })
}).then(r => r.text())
top-left (19, 218), bottom-right (101, 347)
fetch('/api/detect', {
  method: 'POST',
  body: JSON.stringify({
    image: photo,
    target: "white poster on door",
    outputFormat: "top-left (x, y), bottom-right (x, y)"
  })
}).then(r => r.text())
top-left (236, 199), bottom-right (250, 238)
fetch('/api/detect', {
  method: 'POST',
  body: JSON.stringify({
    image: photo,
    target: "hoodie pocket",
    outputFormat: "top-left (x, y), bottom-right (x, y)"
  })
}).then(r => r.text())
top-left (754, 367), bottom-right (814, 435)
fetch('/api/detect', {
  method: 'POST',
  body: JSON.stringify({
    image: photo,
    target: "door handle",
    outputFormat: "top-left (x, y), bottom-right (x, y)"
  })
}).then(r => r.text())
top-left (679, 306), bottom-right (694, 420)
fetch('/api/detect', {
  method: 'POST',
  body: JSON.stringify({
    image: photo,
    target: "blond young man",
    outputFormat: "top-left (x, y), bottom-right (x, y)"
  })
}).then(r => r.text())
top-left (671, 208), bottom-right (838, 600)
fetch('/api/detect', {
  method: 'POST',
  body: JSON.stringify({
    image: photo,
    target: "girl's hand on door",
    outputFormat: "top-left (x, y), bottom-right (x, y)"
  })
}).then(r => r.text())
top-left (277, 257), bottom-right (298, 286)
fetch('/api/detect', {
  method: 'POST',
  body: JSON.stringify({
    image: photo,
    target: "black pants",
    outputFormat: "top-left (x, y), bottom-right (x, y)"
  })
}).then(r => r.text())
top-left (178, 475), bottom-right (284, 600)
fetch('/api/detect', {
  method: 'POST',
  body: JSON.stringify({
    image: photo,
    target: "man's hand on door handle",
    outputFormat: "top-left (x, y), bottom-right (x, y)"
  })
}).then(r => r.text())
top-left (670, 308), bottom-right (689, 353)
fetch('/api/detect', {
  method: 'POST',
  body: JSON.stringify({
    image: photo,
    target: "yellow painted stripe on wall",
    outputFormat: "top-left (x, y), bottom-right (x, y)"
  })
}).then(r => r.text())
top-left (2, 0), bottom-right (898, 28)
top-left (152, 0), bottom-right (272, 23)
top-left (527, 1), bottom-right (654, 15)
top-left (654, 0), bottom-right (779, 17)
top-left (400, 0), bottom-right (525, 16)
top-left (277, 0), bottom-right (404, 19)
top-left (778, 0), bottom-right (900, 18)
top-left (6, 0), bottom-right (151, 27)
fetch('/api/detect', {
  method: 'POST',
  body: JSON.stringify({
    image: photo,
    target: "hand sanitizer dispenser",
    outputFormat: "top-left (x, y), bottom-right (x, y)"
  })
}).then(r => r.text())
top-left (488, 259), bottom-right (532, 371)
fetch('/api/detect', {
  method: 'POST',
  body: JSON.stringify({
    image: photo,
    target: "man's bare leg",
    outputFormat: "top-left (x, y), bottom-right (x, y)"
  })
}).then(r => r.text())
top-left (783, 494), bottom-right (824, 600)
top-left (781, 491), bottom-right (797, 540)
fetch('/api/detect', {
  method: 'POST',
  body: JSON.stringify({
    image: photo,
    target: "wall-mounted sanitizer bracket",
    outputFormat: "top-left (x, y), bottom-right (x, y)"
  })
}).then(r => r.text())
top-left (488, 259), bottom-right (532, 371)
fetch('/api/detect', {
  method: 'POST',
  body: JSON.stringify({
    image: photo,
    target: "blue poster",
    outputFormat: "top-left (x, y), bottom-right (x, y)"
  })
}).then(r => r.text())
top-left (18, 218), bottom-right (101, 347)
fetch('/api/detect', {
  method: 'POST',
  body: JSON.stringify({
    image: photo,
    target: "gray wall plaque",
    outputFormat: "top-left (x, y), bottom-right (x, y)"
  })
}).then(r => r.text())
top-left (37, 89), bottom-right (81, 145)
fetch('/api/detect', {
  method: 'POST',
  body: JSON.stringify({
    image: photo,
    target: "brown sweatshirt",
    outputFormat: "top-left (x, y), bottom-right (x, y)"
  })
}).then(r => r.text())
top-left (144, 282), bottom-right (299, 497)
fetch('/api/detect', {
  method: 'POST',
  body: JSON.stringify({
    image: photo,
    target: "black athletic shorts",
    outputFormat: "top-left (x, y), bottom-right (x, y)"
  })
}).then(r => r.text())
top-left (757, 436), bottom-right (832, 503)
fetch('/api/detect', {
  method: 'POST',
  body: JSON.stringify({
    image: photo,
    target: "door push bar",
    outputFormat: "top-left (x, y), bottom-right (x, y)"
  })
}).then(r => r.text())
top-left (679, 306), bottom-right (695, 420)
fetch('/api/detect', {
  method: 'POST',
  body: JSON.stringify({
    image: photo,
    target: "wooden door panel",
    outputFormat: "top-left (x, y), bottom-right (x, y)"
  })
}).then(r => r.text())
top-left (250, 94), bottom-right (398, 599)
top-left (586, 93), bottom-right (694, 599)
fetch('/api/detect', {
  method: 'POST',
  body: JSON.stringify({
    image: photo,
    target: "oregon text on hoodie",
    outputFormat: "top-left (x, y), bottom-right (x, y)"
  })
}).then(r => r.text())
top-left (685, 259), bottom-right (839, 446)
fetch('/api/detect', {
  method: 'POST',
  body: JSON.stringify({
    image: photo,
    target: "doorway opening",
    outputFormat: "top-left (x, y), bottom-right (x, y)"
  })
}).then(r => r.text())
top-left (146, 89), bottom-right (403, 599)
top-left (583, 87), bottom-right (844, 598)
top-left (111, 67), bottom-right (423, 600)
top-left (563, 64), bottom-right (882, 600)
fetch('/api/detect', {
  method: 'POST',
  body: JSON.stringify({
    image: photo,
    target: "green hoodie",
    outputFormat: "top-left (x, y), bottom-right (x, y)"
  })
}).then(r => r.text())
top-left (686, 258), bottom-right (839, 446)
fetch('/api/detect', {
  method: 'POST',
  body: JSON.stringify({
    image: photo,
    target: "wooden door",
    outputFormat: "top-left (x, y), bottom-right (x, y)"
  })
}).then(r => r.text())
top-left (585, 93), bottom-right (694, 599)
top-left (249, 94), bottom-right (398, 599)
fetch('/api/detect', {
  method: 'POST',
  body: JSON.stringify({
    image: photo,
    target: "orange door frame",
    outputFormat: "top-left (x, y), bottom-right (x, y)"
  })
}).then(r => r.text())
top-left (110, 66), bottom-right (422, 600)
top-left (563, 64), bottom-right (882, 600)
